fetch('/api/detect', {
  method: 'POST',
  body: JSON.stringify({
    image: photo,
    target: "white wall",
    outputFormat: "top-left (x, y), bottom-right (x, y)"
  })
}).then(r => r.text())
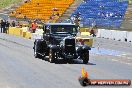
top-left (97, 29), bottom-right (132, 43)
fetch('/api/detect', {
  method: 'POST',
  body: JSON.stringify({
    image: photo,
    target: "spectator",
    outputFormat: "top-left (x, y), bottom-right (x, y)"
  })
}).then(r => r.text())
top-left (5, 21), bottom-right (10, 34)
top-left (19, 25), bottom-right (22, 28)
top-left (17, 22), bottom-right (21, 27)
top-left (56, 12), bottom-right (59, 16)
top-left (49, 15), bottom-right (54, 20)
top-left (28, 26), bottom-right (32, 32)
top-left (24, 0), bottom-right (30, 3)
top-left (3, 20), bottom-right (6, 33)
top-left (11, 11), bottom-right (14, 14)
top-left (31, 21), bottom-right (38, 33)
top-left (52, 7), bottom-right (58, 11)
top-left (24, 15), bottom-right (27, 20)
top-left (76, 12), bottom-right (81, 18)
top-left (0, 20), bottom-right (6, 33)
top-left (74, 16), bottom-right (80, 26)
top-left (12, 21), bottom-right (16, 27)
top-left (0, 20), bottom-right (3, 33)
top-left (90, 28), bottom-right (96, 37)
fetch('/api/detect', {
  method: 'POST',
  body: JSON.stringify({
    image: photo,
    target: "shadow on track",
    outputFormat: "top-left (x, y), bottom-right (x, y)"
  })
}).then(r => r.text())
top-left (38, 57), bottom-right (96, 65)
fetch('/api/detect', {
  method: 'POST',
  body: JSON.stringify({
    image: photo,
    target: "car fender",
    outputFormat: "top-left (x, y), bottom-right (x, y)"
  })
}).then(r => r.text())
top-left (34, 39), bottom-right (47, 52)
top-left (77, 45), bottom-right (90, 55)
top-left (82, 44), bottom-right (91, 51)
top-left (48, 44), bottom-right (58, 51)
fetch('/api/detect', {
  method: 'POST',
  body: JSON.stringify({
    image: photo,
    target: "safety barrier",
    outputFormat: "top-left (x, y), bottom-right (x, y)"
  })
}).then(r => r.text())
top-left (115, 31), bottom-right (127, 41)
top-left (127, 32), bottom-right (132, 42)
top-left (76, 37), bottom-right (93, 47)
top-left (8, 27), bottom-right (32, 39)
top-left (99, 29), bottom-right (105, 38)
top-left (96, 29), bottom-right (101, 38)
top-left (99, 29), bottom-right (112, 39)
top-left (81, 32), bottom-right (90, 36)
top-left (25, 32), bottom-right (32, 39)
top-left (14, 28), bottom-right (22, 36)
top-left (110, 30), bottom-right (116, 40)
top-left (8, 27), bottom-right (22, 36)
top-left (8, 27), bottom-right (15, 35)
top-left (97, 29), bottom-right (132, 43)
top-left (8, 27), bottom-right (44, 39)
top-left (8, 27), bottom-right (93, 47)
top-left (80, 28), bottom-right (90, 32)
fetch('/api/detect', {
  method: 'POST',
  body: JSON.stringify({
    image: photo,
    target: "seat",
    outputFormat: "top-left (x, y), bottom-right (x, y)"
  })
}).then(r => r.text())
top-left (10, 0), bottom-right (74, 22)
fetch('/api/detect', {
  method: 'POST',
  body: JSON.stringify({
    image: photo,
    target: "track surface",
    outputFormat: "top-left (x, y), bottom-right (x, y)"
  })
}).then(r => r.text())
top-left (0, 33), bottom-right (132, 88)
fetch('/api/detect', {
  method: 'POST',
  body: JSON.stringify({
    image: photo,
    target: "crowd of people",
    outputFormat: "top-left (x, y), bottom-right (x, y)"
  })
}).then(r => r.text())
top-left (0, 20), bottom-right (24, 33)
top-left (0, 19), bottom-right (38, 34)
top-left (0, 19), bottom-right (96, 37)
top-left (0, 20), bottom-right (11, 33)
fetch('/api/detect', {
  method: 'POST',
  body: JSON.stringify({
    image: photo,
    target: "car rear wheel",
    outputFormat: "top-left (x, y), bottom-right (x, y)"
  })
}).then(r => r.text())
top-left (49, 49), bottom-right (56, 63)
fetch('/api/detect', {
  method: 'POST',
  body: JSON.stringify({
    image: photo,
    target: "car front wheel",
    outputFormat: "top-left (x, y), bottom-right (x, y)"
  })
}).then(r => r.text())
top-left (82, 51), bottom-right (89, 64)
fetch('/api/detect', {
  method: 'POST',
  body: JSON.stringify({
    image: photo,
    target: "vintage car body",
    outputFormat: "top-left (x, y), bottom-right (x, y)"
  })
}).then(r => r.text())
top-left (33, 23), bottom-right (91, 64)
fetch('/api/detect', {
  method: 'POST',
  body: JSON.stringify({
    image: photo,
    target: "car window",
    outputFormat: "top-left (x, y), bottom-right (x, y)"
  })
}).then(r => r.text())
top-left (51, 25), bottom-right (77, 34)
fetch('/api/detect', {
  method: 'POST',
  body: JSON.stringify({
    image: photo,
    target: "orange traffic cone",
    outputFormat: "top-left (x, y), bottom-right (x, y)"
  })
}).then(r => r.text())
top-left (82, 67), bottom-right (88, 78)
top-left (82, 67), bottom-right (85, 77)
top-left (85, 71), bottom-right (88, 78)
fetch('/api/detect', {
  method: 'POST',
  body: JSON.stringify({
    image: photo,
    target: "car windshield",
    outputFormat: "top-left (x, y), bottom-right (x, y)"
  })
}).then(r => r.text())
top-left (51, 25), bottom-right (77, 34)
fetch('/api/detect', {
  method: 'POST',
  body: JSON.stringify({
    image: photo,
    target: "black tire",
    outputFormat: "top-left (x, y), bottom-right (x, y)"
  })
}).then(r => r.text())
top-left (82, 78), bottom-right (88, 86)
top-left (83, 51), bottom-right (89, 64)
top-left (49, 49), bottom-right (56, 63)
top-left (79, 77), bottom-right (90, 86)
top-left (34, 44), bottom-right (41, 58)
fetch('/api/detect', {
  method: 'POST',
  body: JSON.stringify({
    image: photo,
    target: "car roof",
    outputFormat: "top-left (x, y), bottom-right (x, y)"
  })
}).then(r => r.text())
top-left (44, 23), bottom-right (76, 26)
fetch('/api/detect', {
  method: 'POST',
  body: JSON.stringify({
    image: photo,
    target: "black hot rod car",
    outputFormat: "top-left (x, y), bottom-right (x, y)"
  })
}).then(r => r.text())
top-left (33, 23), bottom-right (91, 64)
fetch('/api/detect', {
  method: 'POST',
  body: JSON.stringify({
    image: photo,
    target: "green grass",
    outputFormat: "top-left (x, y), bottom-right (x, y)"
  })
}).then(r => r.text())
top-left (0, 0), bottom-right (22, 9)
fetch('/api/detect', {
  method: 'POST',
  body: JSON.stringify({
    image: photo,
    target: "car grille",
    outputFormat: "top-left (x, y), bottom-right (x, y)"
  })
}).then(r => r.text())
top-left (65, 39), bottom-right (75, 54)
top-left (53, 34), bottom-right (71, 43)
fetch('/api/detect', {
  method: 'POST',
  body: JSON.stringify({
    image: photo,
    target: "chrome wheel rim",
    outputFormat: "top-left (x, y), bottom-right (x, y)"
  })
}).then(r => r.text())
top-left (49, 50), bottom-right (52, 62)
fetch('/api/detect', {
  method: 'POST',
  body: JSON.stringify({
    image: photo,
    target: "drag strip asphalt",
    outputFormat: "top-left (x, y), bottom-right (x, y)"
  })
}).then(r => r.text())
top-left (0, 33), bottom-right (132, 88)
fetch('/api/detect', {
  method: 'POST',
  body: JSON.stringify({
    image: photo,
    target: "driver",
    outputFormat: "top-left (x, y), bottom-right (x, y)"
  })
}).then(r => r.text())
top-left (61, 28), bottom-right (64, 32)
